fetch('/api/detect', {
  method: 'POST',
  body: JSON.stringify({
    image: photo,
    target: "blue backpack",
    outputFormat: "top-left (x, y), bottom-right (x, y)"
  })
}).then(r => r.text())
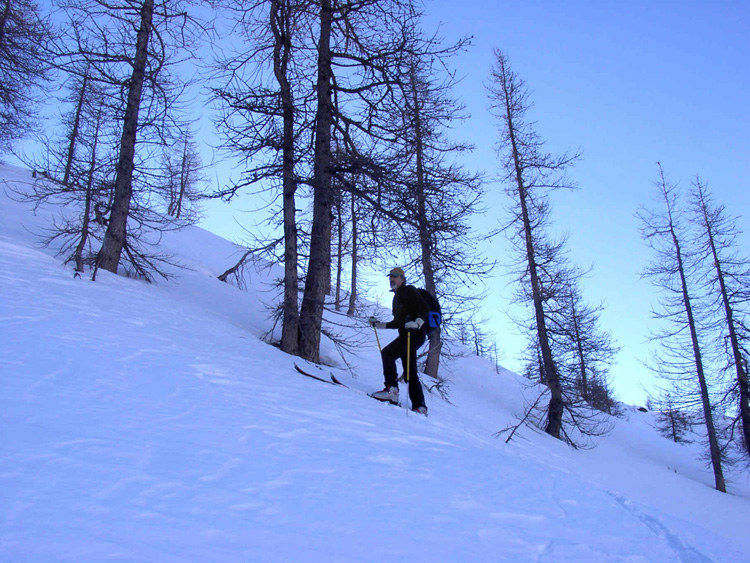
top-left (418, 288), bottom-right (442, 334)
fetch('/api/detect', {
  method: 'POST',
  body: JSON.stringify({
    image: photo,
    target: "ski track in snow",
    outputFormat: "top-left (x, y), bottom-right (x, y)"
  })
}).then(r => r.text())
top-left (607, 492), bottom-right (712, 563)
top-left (1, 165), bottom-right (749, 562)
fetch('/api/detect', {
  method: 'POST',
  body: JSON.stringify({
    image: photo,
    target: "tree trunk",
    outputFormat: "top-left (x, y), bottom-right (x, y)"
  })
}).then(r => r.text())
top-left (334, 194), bottom-right (343, 311)
top-left (409, 67), bottom-right (441, 380)
top-left (571, 298), bottom-right (589, 402)
top-left (346, 193), bottom-right (357, 316)
top-left (697, 185), bottom-right (750, 457)
top-left (503, 85), bottom-right (563, 439)
top-left (298, 0), bottom-right (333, 363)
top-left (64, 68), bottom-right (89, 188)
top-left (523, 188), bottom-right (563, 439)
top-left (714, 260), bottom-right (750, 458)
top-left (97, 0), bottom-right (154, 274)
top-left (271, 0), bottom-right (299, 355)
top-left (175, 137), bottom-right (189, 219)
top-left (671, 223), bottom-right (726, 492)
top-left (74, 108), bottom-right (102, 274)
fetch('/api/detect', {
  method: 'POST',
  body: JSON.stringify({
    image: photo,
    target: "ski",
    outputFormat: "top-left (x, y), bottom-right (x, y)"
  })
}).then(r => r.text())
top-left (330, 373), bottom-right (347, 386)
top-left (367, 393), bottom-right (400, 406)
top-left (293, 363), bottom-right (348, 388)
top-left (293, 363), bottom-right (426, 415)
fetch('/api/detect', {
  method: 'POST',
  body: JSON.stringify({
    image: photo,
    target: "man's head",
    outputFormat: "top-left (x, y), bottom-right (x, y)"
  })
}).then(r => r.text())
top-left (388, 267), bottom-right (406, 290)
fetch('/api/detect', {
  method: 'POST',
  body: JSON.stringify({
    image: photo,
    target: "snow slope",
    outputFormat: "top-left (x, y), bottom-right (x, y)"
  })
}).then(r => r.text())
top-left (1, 164), bottom-right (749, 562)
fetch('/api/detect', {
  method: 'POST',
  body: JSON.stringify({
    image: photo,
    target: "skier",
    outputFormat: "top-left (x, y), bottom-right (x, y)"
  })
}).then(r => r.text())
top-left (368, 267), bottom-right (429, 415)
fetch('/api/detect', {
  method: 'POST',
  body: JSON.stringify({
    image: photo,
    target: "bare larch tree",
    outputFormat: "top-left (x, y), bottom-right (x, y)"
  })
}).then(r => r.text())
top-left (690, 177), bottom-right (750, 460)
top-left (0, 0), bottom-right (54, 151)
top-left (638, 164), bottom-right (726, 492)
top-left (486, 49), bottom-right (580, 440)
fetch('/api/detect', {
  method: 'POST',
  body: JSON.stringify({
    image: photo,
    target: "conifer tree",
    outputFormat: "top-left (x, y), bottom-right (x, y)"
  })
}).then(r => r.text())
top-left (690, 177), bottom-right (750, 460)
top-left (488, 50), bottom-right (619, 446)
top-left (638, 164), bottom-right (726, 492)
top-left (653, 392), bottom-right (695, 444)
top-left (0, 0), bottom-right (54, 151)
top-left (213, 0), bottom-right (425, 363)
top-left (53, 0), bottom-right (203, 278)
top-left (211, 0), bottom-right (311, 354)
top-left (15, 63), bottom-right (117, 275)
top-left (487, 49), bottom-right (578, 440)
top-left (555, 278), bottom-right (620, 414)
top-left (380, 34), bottom-right (485, 380)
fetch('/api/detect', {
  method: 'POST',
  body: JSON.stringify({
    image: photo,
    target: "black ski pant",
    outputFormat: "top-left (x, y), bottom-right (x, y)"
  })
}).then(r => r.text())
top-left (381, 329), bottom-right (426, 409)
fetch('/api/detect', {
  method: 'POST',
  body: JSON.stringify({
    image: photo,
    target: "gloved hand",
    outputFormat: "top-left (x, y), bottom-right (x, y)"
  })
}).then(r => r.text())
top-left (404, 318), bottom-right (424, 331)
top-left (368, 316), bottom-right (387, 329)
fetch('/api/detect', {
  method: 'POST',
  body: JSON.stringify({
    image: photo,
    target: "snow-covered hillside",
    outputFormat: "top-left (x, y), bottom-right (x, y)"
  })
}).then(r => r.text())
top-left (2, 163), bottom-right (749, 562)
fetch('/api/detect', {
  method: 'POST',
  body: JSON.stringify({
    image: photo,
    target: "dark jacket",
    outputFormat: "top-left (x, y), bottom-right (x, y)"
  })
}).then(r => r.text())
top-left (386, 283), bottom-right (429, 335)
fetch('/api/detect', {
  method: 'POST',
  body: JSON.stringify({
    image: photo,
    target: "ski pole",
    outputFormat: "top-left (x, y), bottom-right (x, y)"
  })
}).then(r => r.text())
top-left (373, 325), bottom-right (382, 352)
top-left (405, 331), bottom-right (411, 413)
top-left (406, 331), bottom-right (410, 384)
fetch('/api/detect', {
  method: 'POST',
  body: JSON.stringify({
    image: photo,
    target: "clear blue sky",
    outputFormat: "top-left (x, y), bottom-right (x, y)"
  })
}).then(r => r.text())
top-left (409, 0), bottom-right (749, 404)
